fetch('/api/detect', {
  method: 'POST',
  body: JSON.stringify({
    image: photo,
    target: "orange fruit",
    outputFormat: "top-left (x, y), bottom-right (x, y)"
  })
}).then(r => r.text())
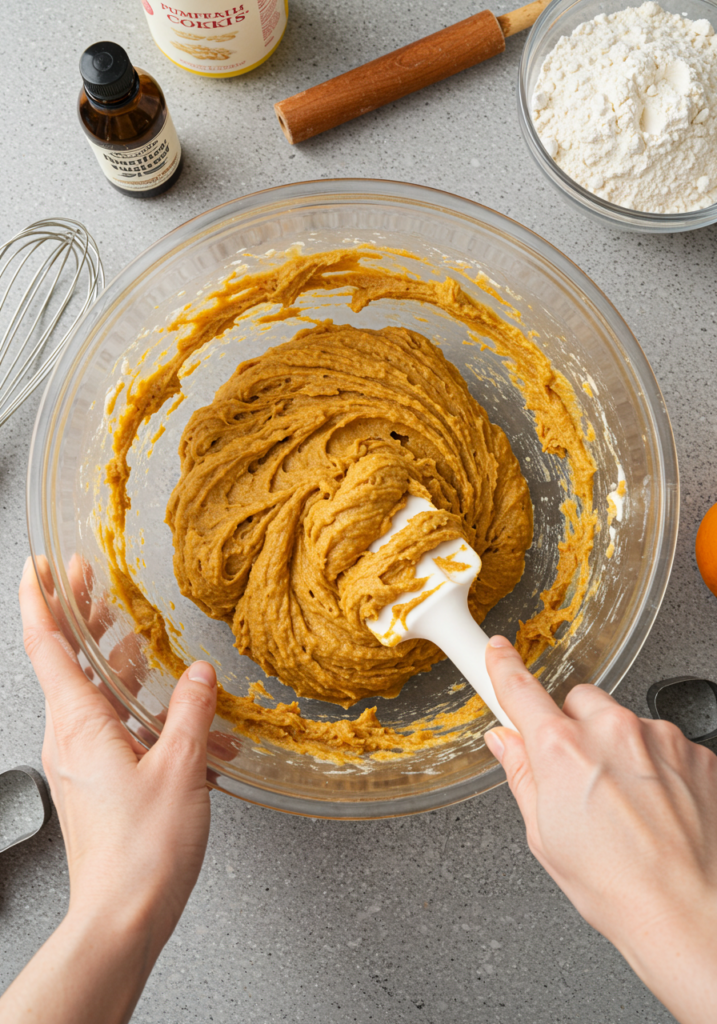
top-left (696, 502), bottom-right (717, 596)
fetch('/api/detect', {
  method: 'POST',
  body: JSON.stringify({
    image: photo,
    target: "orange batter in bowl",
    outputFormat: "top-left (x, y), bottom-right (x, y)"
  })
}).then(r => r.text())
top-left (102, 248), bottom-right (596, 762)
top-left (167, 321), bottom-right (533, 708)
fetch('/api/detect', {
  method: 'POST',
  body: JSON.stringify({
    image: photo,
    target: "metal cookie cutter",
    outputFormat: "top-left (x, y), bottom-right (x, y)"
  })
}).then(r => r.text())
top-left (646, 677), bottom-right (717, 747)
top-left (0, 766), bottom-right (52, 853)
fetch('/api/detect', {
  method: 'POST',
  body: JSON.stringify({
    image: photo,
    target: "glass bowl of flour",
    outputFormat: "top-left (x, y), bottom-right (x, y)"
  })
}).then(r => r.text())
top-left (519, 0), bottom-right (717, 231)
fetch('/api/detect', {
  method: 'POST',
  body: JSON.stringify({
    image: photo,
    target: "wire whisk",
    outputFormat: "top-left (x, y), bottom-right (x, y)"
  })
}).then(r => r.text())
top-left (0, 218), bottom-right (104, 428)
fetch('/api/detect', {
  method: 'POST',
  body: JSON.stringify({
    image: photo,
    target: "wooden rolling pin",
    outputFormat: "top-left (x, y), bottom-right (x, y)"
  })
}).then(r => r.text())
top-left (275, 0), bottom-right (551, 144)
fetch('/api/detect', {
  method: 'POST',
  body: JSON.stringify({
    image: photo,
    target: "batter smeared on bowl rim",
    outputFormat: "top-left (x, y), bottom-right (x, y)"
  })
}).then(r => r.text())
top-left (101, 248), bottom-right (597, 763)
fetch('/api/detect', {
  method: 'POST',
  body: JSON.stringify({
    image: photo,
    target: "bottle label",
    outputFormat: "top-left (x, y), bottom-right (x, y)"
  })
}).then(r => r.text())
top-left (141, 2), bottom-right (287, 77)
top-left (85, 111), bottom-right (181, 192)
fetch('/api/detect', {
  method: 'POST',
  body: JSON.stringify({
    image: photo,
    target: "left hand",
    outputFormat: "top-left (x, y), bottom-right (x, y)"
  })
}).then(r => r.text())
top-left (0, 557), bottom-right (218, 1024)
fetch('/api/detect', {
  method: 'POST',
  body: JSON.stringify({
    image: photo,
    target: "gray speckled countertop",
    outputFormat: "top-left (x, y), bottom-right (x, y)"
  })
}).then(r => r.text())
top-left (1, 2), bottom-right (716, 1021)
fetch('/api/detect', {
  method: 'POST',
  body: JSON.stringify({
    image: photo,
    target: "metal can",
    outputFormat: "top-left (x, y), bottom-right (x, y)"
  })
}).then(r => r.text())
top-left (141, 2), bottom-right (288, 78)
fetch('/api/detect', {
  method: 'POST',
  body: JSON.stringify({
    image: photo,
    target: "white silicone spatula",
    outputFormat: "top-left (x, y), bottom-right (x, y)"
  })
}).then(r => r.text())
top-left (365, 495), bottom-right (517, 731)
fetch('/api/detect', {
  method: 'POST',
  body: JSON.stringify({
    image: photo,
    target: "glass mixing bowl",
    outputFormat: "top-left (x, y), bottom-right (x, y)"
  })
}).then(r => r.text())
top-left (518, 0), bottom-right (717, 233)
top-left (27, 179), bottom-right (678, 818)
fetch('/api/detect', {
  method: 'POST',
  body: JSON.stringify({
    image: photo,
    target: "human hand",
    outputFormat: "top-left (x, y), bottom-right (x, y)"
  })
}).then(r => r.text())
top-left (56, 552), bottom-right (240, 766)
top-left (484, 636), bottom-right (717, 1024)
top-left (1, 557), bottom-right (218, 1024)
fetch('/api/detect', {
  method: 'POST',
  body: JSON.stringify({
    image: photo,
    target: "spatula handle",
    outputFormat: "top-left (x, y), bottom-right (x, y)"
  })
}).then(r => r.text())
top-left (418, 598), bottom-right (518, 732)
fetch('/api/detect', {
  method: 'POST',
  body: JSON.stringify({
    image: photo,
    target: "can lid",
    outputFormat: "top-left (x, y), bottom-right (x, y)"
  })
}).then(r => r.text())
top-left (80, 41), bottom-right (136, 102)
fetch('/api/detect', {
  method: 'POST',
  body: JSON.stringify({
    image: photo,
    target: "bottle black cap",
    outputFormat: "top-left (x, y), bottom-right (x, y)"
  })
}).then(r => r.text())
top-left (80, 41), bottom-right (136, 102)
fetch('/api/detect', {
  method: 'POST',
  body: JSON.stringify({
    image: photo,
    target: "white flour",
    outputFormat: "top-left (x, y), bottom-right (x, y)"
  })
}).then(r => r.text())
top-left (532, 2), bottom-right (717, 213)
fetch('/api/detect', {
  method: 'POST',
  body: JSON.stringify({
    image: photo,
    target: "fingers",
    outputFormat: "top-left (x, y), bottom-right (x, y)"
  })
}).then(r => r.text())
top-left (32, 555), bottom-right (81, 655)
top-left (108, 633), bottom-right (146, 698)
top-left (67, 554), bottom-right (92, 626)
top-left (20, 558), bottom-right (101, 715)
top-left (68, 554), bottom-right (112, 643)
top-left (150, 662), bottom-right (217, 777)
top-left (21, 558), bottom-right (139, 772)
top-left (485, 727), bottom-right (539, 838)
top-left (206, 731), bottom-right (242, 762)
top-left (562, 683), bottom-right (619, 720)
top-left (485, 636), bottom-right (562, 739)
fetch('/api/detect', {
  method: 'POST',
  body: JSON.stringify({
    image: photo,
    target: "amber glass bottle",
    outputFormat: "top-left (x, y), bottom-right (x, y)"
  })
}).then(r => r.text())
top-left (78, 41), bottom-right (183, 198)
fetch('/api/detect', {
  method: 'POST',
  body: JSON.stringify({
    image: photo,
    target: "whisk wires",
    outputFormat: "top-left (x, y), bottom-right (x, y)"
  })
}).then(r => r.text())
top-left (0, 218), bottom-right (104, 428)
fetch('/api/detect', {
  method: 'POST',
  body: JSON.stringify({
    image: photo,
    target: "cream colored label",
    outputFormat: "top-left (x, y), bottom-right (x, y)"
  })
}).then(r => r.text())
top-left (86, 112), bottom-right (181, 192)
top-left (141, 1), bottom-right (287, 75)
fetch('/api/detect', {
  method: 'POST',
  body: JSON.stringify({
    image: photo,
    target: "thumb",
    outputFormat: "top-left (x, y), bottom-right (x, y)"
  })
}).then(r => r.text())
top-left (150, 661), bottom-right (217, 778)
top-left (485, 727), bottom-right (538, 833)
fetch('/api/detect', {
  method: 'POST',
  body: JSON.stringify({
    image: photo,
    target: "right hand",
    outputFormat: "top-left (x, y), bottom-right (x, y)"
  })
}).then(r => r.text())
top-left (484, 635), bottom-right (717, 1024)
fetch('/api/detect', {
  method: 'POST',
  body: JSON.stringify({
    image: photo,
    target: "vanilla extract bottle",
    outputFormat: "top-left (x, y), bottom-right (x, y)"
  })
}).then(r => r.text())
top-left (78, 41), bottom-right (183, 197)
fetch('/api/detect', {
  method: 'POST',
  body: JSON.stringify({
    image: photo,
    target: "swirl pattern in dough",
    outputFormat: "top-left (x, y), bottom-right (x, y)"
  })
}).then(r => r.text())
top-left (166, 321), bottom-right (533, 707)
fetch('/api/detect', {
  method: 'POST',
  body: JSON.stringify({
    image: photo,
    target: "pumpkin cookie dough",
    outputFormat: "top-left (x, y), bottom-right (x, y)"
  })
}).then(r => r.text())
top-left (102, 247), bottom-right (597, 761)
top-left (166, 321), bottom-right (533, 708)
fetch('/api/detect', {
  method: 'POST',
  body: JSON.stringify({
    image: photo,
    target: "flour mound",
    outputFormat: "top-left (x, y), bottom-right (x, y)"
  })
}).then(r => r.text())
top-left (532, 2), bottom-right (717, 213)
